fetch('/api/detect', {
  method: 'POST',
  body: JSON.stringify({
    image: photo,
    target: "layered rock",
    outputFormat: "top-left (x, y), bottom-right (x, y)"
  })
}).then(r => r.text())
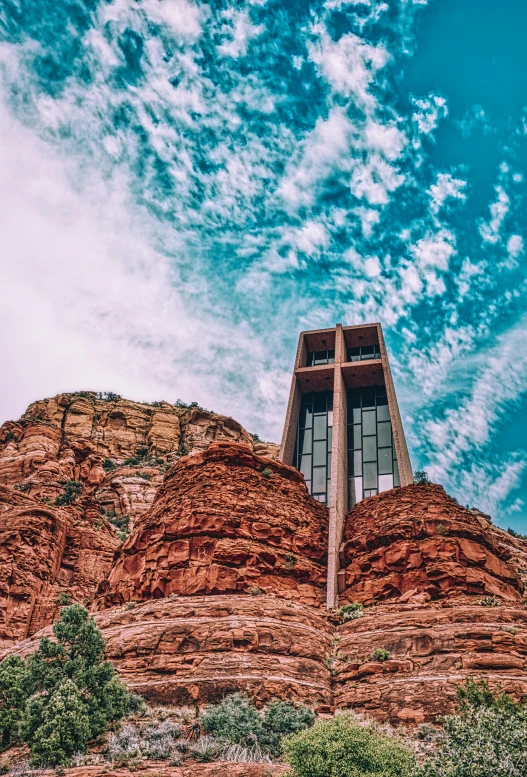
top-left (339, 484), bottom-right (524, 604)
top-left (100, 443), bottom-right (329, 608)
top-left (0, 485), bottom-right (119, 646)
top-left (29, 764), bottom-right (286, 777)
top-left (0, 394), bottom-right (278, 530)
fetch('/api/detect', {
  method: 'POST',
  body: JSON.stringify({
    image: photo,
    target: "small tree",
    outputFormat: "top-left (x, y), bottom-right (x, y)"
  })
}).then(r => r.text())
top-left (22, 680), bottom-right (91, 766)
top-left (414, 470), bottom-right (430, 485)
top-left (55, 480), bottom-right (83, 506)
top-left (0, 655), bottom-right (31, 749)
top-left (200, 693), bottom-right (265, 747)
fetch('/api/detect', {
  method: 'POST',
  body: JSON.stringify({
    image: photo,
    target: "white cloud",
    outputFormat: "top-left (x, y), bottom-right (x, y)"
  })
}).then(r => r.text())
top-left (507, 234), bottom-right (524, 259)
top-left (217, 9), bottom-right (264, 58)
top-left (428, 172), bottom-right (467, 214)
top-left (411, 94), bottom-right (448, 138)
top-left (479, 185), bottom-right (510, 244)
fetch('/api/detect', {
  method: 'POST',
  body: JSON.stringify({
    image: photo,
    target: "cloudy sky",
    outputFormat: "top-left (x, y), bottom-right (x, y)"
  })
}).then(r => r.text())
top-left (1, 0), bottom-right (526, 530)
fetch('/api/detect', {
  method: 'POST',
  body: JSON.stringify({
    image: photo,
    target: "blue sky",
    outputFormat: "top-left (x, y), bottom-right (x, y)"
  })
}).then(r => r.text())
top-left (1, 0), bottom-right (526, 530)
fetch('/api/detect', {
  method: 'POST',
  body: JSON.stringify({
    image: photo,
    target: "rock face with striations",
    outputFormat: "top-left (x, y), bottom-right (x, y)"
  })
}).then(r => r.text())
top-left (1, 395), bottom-right (527, 728)
top-left (100, 442), bottom-right (329, 608)
top-left (0, 393), bottom-right (278, 531)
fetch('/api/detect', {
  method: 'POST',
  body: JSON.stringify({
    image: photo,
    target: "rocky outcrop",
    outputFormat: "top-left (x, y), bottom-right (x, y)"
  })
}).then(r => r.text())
top-left (0, 485), bottom-right (119, 646)
top-left (339, 484), bottom-right (524, 604)
top-left (32, 765), bottom-right (286, 777)
top-left (0, 394), bottom-right (278, 530)
top-left (100, 443), bottom-right (329, 608)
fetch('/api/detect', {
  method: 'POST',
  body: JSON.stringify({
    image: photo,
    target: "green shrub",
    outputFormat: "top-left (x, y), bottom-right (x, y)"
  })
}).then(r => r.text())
top-left (479, 595), bottom-right (499, 607)
top-left (414, 470), bottom-right (430, 485)
top-left (0, 605), bottom-right (133, 765)
top-left (102, 459), bottom-right (116, 472)
top-left (54, 481), bottom-right (83, 506)
top-left (416, 682), bottom-right (527, 777)
top-left (55, 592), bottom-right (72, 607)
top-left (339, 603), bottom-right (364, 622)
top-left (284, 553), bottom-right (296, 569)
top-left (262, 468), bottom-right (272, 479)
top-left (200, 694), bottom-right (314, 758)
top-left (22, 680), bottom-right (91, 766)
top-left (250, 433), bottom-right (261, 443)
top-left (371, 648), bottom-right (390, 662)
top-left (282, 714), bottom-right (415, 777)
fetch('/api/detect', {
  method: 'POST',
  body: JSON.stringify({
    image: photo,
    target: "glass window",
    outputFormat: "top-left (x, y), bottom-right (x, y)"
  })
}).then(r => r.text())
top-left (327, 454), bottom-right (332, 479)
top-left (313, 350), bottom-right (327, 365)
top-left (378, 447), bottom-right (393, 474)
top-left (352, 407), bottom-right (361, 424)
top-left (354, 450), bottom-right (362, 477)
top-left (377, 422), bottom-right (391, 448)
top-left (313, 440), bottom-right (326, 466)
top-left (299, 404), bottom-right (312, 429)
top-left (298, 429), bottom-right (312, 455)
top-left (363, 436), bottom-right (377, 462)
top-left (362, 410), bottom-right (376, 436)
top-left (314, 493), bottom-right (326, 503)
top-left (362, 388), bottom-right (375, 408)
top-left (363, 462), bottom-right (377, 489)
top-left (352, 425), bottom-right (362, 449)
top-left (313, 467), bottom-right (326, 492)
top-left (377, 404), bottom-right (390, 422)
top-left (313, 415), bottom-right (327, 440)
top-left (328, 350), bottom-right (335, 364)
top-left (327, 410), bottom-right (333, 427)
top-left (393, 459), bottom-right (400, 488)
top-left (305, 480), bottom-right (311, 493)
top-left (360, 344), bottom-right (375, 360)
top-left (327, 426), bottom-right (332, 452)
top-left (348, 346), bottom-right (360, 362)
top-left (348, 476), bottom-right (363, 507)
top-left (349, 388), bottom-right (361, 407)
top-left (364, 489), bottom-right (378, 497)
top-left (299, 454), bottom-right (311, 479)
top-left (378, 473), bottom-right (394, 493)
top-left (314, 392), bottom-right (326, 413)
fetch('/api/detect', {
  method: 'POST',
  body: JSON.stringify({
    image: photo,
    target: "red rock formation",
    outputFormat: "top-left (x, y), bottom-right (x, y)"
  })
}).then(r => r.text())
top-left (0, 485), bottom-right (119, 646)
top-left (34, 764), bottom-right (286, 777)
top-left (340, 484), bottom-right (524, 604)
top-left (0, 394), bottom-right (276, 530)
top-left (100, 443), bottom-right (329, 608)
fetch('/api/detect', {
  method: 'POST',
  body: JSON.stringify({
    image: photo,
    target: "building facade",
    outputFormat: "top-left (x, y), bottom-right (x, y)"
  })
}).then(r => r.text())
top-left (279, 323), bottom-right (412, 608)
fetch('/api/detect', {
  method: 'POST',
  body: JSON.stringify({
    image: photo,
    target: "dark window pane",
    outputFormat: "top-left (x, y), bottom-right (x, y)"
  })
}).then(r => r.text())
top-left (363, 461), bottom-right (377, 489)
top-left (314, 350), bottom-right (327, 365)
top-left (313, 440), bottom-right (326, 466)
top-left (363, 410), bottom-right (376, 436)
top-left (300, 404), bottom-right (312, 429)
top-left (377, 422), bottom-right (391, 448)
top-left (348, 388), bottom-right (361, 408)
top-left (362, 388), bottom-right (375, 408)
top-left (377, 404), bottom-right (390, 421)
top-left (299, 454), bottom-right (311, 479)
top-left (313, 415), bottom-right (327, 440)
top-left (327, 393), bottom-right (334, 410)
top-left (363, 436), bottom-right (376, 462)
top-left (327, 426), bottom-right (333, 452)
top-left (313, 467), bottom-right (326, 492)
top-left (393, 459), bottom-right (400, 487)
top-left (352, 425), bottom-right (362, 449)
top-left (314, 392), bottom-right (327, 413)
top-left (348, 346), bottom-right (360, 362)
top-left (306, 352), bottom-right (314, 367)
top-left (376, 386), bottom-right (387, 401)
top-left (378, 447), bottom-right (393, 475)
top-left (298, 429), bottom-right (312, 455)
top-left (360, 344), bottom-right (375, 359)
top-left (354, 450), bottom-right (362, 477)
top-left (348, 476), bottom-right (362, 508)
top-left (328, 350), bottom-right (335, 363)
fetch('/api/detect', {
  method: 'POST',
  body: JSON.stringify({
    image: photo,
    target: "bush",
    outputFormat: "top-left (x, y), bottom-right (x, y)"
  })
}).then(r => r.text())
top-left (416, 681), bottom-right (527, 777)
top-left (371, 648), bottom-right (390, 662)
top-left (22, 680), bottom-right (91, 766)
top-left (189, 736), bottom-right (221, 763)
top-left (96, 392), bottom-right (121, 402)
top-left (102, 459), bottom-right (116, 472)
top-left (262, 468), bottom-right (272, 479)
top-left (54, 481), bottom-right (83, 506)
top-left (0, 605), bottom-right (133, 765)
top-left (55, 592), bottom-right (72, 607)
top-left (282, 714), bottom-right (415, 777)
top-left (200, 694), bottom-right (315, 758)
top-left (479, 596), bottom-right (499, 607)
top-left (339, 603), bottom-right (364, 622)
top-left (414, 470), bottom-right (430, 485)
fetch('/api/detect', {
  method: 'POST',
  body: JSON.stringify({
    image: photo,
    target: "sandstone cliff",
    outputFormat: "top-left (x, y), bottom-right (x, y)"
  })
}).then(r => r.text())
top-left (1, 395), bottom-right (527, 727)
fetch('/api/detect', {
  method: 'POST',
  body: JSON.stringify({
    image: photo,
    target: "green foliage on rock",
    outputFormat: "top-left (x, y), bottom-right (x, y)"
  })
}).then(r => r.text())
top-left (200, 693), bottom-right (315, 758)
top-left (0, 605), bottom-right (133, 766)
top-left (416, 680), bottom-right (527, 777)
top-left (282, 714), bottom-right (415, 777)
top-left (54, 480), bottom-right (83, 506)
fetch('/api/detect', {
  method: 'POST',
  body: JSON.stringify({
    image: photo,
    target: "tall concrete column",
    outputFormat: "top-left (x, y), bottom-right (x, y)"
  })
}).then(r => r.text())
top-left (327, 325), bottom-right (347, 610)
